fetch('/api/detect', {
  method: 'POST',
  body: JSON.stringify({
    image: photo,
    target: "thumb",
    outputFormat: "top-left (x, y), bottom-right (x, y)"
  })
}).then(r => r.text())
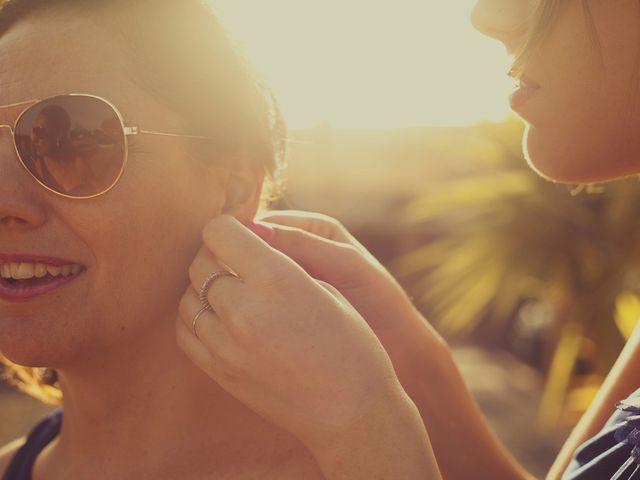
top-left (249, 221), bottom-right (362, 285)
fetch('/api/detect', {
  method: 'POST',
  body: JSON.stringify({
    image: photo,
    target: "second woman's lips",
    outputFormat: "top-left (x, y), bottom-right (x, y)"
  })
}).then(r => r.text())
top-left (508, 73), bottom-right (541, 113)
top-left (518, 75), bottom-right (540, 89)
top-left (509, 83), bottom-right (540, 111)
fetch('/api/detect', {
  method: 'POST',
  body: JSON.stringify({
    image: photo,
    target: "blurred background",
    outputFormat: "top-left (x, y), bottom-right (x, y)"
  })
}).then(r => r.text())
top-left (3, 1), bottom-right (640, 477)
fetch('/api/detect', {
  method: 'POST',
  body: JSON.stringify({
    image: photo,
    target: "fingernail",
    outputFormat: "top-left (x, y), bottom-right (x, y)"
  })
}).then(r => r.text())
top-left (247, 221), bottom-right (275, 242)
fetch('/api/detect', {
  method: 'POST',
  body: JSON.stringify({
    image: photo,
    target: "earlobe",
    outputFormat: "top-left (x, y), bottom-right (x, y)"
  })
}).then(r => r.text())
top-left (220, 158), bottom-right (264, 224)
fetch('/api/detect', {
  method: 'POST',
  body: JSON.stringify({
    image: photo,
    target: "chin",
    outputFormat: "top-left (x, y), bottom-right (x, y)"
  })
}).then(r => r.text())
top-left (1, 345), bottom-right (54, 369)
top-left (523, 126), bottom-right (640, 184)
top-left (0, 336), bottom-right (66, 368)
top-left (0, 319), bottom-right (80, 369)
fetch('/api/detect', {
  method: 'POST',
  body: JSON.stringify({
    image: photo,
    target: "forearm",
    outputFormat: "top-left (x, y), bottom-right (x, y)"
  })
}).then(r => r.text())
top-left (547, 325), bottom-right (640, 480)
top-left (394, 306), bottom-right (535, 480)
top-left (310, 389), bottom-right (442, 480)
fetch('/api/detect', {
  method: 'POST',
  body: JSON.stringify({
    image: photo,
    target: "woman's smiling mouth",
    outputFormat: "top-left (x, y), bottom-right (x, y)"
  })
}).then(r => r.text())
top-left (0, 257), bottom-right (85, 302)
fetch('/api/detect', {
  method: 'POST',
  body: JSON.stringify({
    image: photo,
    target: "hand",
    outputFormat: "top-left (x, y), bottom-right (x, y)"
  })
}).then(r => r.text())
top-left (176, 215), bottom-right (416, 452)
top-left (254, 210), bottom-right (444, 373)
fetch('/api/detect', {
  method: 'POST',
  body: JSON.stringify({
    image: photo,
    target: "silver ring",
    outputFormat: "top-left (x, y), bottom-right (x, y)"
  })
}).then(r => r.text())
top-left (192, 306), bottom-right (210, 339)
top-left (199, 270), bottom-right (239, 310)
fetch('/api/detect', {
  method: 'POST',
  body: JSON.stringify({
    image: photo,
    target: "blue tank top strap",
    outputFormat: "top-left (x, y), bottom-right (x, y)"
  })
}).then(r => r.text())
top-left (563, 389), bottom-right (640, 480)
top-left (2, 409), bottom-right (62, 480)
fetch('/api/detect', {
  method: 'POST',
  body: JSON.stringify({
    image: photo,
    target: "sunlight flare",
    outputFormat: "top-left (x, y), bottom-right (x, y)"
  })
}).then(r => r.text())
top-left (213, 0), bottom-right (513, 128)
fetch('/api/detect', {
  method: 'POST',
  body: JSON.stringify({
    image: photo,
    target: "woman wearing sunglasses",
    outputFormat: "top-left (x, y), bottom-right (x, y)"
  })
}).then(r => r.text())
top-left (0, 0), bottom-right (441, 479)
top-left (248, 1), bottom-right (640, 480)
top-left (2, 0), bottom-right (637, 479)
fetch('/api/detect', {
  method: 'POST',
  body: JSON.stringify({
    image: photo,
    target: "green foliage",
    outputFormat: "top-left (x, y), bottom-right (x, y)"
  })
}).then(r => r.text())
top-left (396, 118), bottom-right (640, 428)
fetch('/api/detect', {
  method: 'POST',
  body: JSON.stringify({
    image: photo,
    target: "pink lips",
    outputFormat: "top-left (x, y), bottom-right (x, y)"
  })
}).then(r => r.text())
top-left (509, 85), bottom-right (539, 111)
top-left (0, 275), bottom-right (81, 302)
top-left (508, 75), bottom-right (541, 112)
top-left (0, 254), bottom-right (85, 302)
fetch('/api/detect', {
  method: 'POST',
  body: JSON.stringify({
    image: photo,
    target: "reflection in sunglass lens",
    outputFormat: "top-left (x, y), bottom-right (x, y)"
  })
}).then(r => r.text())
top-left (15, 95), bottom-right (126, 198)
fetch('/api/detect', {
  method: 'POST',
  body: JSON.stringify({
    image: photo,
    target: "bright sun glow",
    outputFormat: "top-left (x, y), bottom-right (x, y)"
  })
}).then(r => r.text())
top-left (213, 0), bottom-right (513, 129)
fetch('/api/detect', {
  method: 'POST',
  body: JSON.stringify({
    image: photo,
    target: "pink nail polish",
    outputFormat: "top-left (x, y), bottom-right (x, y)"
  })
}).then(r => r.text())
top-left (247, 221), bottom-right (275, 242)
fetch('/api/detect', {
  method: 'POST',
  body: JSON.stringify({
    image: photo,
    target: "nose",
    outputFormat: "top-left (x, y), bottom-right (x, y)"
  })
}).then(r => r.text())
top-left (0, 130), bottom-right (47, 230)
top-left (470, 0), bottom-right (539, 54)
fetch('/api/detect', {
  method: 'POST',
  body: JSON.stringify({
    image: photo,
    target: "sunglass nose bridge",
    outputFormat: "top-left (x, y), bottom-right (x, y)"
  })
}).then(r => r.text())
top-left (0, 124), bottom-right (14, 135)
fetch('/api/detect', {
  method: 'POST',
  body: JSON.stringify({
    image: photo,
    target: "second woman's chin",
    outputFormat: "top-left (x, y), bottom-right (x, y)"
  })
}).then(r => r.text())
top-left (523, 125), bottom-right (640, 184)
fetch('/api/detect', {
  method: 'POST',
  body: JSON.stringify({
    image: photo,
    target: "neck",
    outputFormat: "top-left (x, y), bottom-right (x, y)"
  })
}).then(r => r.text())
top-left (38, 315), bottom-right (304, 479)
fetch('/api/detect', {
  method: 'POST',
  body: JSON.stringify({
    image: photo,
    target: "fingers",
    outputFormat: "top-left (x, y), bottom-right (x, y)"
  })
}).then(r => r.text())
top-left (187, 245), bottom-right (245, 321)
top-left (260, 223), bottom-right (362, 282)
top-left (176, 317), bottom-right (220, 376)
top-left (257, 210), bottom-right (380, 266)
top-left (201, 215), bottom-right (304, 282)
top-left (258, 210), bottom-right (353, 243)
top-left (176, 287), bottom-right (243, 381)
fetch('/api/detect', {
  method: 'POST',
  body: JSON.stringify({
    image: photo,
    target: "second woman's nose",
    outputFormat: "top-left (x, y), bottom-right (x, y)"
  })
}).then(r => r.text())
top-left (470, 0), bottom-right (539, 53)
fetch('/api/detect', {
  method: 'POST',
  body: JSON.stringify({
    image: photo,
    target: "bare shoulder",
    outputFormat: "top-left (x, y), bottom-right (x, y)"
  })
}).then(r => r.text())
top-left (0, 437), bottom-right (26, 475)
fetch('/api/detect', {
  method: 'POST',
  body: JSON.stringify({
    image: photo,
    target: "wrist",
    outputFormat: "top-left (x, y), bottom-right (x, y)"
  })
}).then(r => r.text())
top-left (390, 305), bottom-right (450, 383)
top-left (307, 386), bottom-right (441, 479)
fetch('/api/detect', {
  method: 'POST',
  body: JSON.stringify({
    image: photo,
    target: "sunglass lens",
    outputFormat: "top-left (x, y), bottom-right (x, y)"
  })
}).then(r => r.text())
top-left (15, 95), bottom-right (126, 198)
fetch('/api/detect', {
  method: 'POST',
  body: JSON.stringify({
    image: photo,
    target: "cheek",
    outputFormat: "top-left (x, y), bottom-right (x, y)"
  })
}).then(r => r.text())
top-left (525, 0), bottom-right (640, 183)
top-left (90, 190), bottom-right (216, 340)
top-left (0, 203), bottom-right (209, 368)
top-left (524, 83), bottom-right (640, 184)
top-left (0, 164), bottom-right (224, 368)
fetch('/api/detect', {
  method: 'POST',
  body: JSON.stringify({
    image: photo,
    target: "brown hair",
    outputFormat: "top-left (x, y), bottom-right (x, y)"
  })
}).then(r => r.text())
top-left (0, 0), bottom-right (287, 405)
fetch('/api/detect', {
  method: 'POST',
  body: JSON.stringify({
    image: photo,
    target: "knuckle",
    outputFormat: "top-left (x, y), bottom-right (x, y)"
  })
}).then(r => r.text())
top-left (317, 213), bottom-right (342, 228)
top-left (210, 347), bottom-right (247, 382)
top-left (321, 213), bottom-right (341, 227)
top-left (175, 323), bottom-right (190, 351)
top-left (229, 313), bottom-right (258, 344)
top-left (177, 294), bottom-right (191, 319)
top-left (187, 262), bottom-right (198, 281)
top-left (201, 218), bottom-right (218, 239)
top-left (317, 214), bottom-right (347, 239)
top-left (202, 215), bottom-right (230, 241)
top-left (253, 257), bottom-right (291, 284)
top-left (337, 244), bottom-right (364, 275)
top-left (340, 242), bottom-right (359, 255)
top-left (215, 365), bottom-right (244, 386)
top-left (339, 242), bottom-right (361, 261)
top-left (213, 342), bottom-right (239, 369)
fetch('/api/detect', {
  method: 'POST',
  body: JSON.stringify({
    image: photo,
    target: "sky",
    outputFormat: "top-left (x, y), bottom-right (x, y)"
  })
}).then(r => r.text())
top-left (213, 0), bottom-right (514, 129)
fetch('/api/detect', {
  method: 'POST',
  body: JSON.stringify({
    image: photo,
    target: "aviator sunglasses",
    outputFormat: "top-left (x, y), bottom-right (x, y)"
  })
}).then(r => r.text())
top-left (0, 94), bottom-right (213, 199)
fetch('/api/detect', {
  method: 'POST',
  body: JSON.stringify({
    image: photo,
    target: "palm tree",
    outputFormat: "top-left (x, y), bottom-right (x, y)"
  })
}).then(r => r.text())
top-left (396, 118), bottom-right (640, 428)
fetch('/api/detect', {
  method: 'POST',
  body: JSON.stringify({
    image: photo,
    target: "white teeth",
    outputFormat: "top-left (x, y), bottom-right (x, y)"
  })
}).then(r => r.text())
top-left (34, 263), bottom-right (47, 278)
top-left (46, 265), bottom-right (62, 277)
top-left (16, 263), bottom-right (34, 280)
top-left (0, 262), bottom-right (83, 280)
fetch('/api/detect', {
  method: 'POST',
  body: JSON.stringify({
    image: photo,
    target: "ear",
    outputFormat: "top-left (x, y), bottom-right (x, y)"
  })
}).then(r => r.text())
top-left (218, 156), bottom-right (264, 224)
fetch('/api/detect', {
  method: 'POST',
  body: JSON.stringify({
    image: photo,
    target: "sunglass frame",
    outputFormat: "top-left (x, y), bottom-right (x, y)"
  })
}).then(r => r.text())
top-left (0, 93), bottom-right (214, 199)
